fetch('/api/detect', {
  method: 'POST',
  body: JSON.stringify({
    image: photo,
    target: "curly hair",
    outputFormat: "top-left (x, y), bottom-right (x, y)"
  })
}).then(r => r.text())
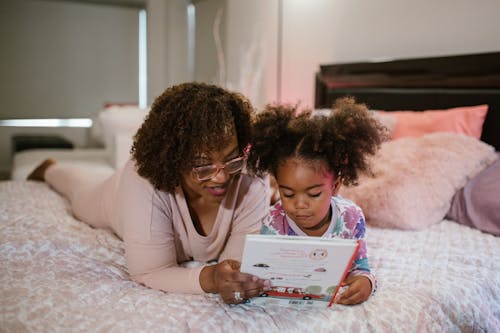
top-left (132, 82), bottom-right (254, 192)
top-left (247, 97), bottom-right (388, 186)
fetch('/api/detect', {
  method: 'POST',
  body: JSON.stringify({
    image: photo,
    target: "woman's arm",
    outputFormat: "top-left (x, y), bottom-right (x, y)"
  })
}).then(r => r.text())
top-left (116, 162), bottom-right (206, 293)
top-left (117, 165), bottom-right (270, 301)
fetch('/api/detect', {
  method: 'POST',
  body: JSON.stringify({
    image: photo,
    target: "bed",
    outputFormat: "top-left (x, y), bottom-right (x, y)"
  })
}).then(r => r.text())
top-left (1, 52), bottom-right (500, 332)
top-left (316, 51), bottom-right (500, 235)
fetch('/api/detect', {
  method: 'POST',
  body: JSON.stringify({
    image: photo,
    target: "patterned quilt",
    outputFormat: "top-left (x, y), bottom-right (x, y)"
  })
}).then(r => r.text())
top-left (1, 181), bottom-right (499, 333)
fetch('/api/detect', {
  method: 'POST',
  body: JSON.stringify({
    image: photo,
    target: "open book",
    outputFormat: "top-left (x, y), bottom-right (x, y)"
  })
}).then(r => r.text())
top-left (240, 234), bottom-right (360, 308)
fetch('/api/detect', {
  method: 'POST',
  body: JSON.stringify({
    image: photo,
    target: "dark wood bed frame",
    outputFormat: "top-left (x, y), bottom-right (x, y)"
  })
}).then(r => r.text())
top-left (315, 52), bottom-right (500, 150)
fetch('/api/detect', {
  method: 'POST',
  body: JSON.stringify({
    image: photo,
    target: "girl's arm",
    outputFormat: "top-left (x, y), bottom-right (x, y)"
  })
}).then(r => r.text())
top-left (336, 200), bottom-right (377, 294)
top-left (348, 224), bottom-right (377, 295)
top-left (336, 201), bottom-right (377, 304)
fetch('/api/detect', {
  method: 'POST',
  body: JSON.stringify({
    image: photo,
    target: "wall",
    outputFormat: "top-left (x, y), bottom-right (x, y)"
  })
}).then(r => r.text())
top-left (0, 0), bottom-right (139, 176)
top-left (221, 0), bottom-right (500, 109)
top-left (146, 0), bottom-right (189, 102)
top-left (225, 0), bottom-right (279, 109)
top-left (145, 0), bottom-right (227, 100)
top-left (2, 0), bottom-right (499, 177)
top-left (0, 0), bottom-right (214, 177)
top-left (279, 0), bottom-right (500, 108)
top-left (193, 0), bottom-right (226, 84)
top-left (0, 0), bottom-right (139, 119)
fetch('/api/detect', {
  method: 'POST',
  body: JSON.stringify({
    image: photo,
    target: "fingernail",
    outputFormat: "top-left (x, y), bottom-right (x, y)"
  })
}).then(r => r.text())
top-left (252, 276), bottom-right (258, 282)
top-left (263, 279), bottom-right (271, 287)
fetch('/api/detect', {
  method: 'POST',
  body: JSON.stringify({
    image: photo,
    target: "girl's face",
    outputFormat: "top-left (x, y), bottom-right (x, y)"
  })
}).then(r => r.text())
top-left (276, 158), bottom-right (341, 235)
top-left (181, 134), bottom-right (242, 205)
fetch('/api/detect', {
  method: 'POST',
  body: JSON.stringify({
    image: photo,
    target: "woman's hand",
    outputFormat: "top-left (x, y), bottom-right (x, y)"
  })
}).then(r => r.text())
top-left (200, 259), bottom-right (270, 304)
top-left (335, 275), bottom-right (372, 305)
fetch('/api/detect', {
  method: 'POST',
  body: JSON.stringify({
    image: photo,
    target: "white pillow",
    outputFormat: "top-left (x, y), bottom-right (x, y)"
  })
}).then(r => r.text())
top-left (110, 133), bottom-right (135, 169)
top-left (98, 105), bottom-right (149, 168)
top-left (312, 108), bottom-right (331, 116)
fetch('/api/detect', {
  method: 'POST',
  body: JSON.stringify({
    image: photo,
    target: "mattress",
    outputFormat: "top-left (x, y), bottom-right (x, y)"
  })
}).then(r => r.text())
top-left (1, 181), bottom-right (498, 332)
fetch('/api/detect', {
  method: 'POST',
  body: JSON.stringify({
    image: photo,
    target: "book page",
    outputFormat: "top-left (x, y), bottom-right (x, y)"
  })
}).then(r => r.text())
top-left (241, 235), bottom-right (359, 307)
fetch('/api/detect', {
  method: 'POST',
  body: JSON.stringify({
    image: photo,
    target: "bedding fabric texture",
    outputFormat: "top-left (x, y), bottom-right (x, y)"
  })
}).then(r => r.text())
top-left (339, 132), bottom-right (498, 230)
top-left (375, 104), bottom-right (488, 139)
top-left (446, 154), bottom-right (500, 236)
top-left (1, 181), bottom-right (499, 333)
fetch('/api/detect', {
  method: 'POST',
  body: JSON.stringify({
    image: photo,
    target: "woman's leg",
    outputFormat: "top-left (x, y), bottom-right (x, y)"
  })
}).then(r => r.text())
top-left (40, 161), bottom-right (116, 231)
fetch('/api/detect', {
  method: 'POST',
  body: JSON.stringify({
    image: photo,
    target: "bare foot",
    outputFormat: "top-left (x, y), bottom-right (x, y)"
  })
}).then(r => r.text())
top-left (27, 158), bottom-right (56, 181)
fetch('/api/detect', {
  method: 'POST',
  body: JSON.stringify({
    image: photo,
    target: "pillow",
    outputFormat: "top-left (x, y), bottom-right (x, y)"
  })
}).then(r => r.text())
top-left (375, 104), bottom-right (488, 139)
top-left (98, 105), bottom-right (149, 168)
top-left (313, 108), bottom-right (331, 116)
top-left (314, 108), bottom-right (397, 133)
top-left (371, 110), bottom-right (397, 133)
top-left (90, 104), bottom-right (144, 146)
top-left (339, 132), bottom-right (498, 230)
top-left (446, 154), bottom-right (500, 236)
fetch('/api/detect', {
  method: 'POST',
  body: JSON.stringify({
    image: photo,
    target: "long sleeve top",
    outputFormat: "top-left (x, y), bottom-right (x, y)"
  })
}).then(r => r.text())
top-left (46, 159), bottom-right (269, 294)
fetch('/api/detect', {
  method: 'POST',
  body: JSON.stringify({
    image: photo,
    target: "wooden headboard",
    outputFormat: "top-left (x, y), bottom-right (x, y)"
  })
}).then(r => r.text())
top-left (315, 52), bottom-right (500, 150)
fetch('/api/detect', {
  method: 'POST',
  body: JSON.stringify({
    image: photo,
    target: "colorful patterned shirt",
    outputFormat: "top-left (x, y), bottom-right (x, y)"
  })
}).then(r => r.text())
top-left (261, 195), bottom-right (377, 294)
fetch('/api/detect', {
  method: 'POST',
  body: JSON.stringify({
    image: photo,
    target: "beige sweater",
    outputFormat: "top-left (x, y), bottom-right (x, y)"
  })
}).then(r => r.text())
top-left (46, 160), bottom-right (268, 294)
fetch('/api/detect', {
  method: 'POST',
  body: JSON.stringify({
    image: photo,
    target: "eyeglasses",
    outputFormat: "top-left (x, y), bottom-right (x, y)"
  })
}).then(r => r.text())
top-left (192, 156), bottom-right (246, 181)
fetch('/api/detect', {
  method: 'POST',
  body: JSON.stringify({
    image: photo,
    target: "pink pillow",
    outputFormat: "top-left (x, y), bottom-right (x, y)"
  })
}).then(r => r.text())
top-left (376, 105), bottom-right (488, 139)
top-left (446, 155), bottom-right (500, 236)
top-left (339, 132), bottom-right (498, 230)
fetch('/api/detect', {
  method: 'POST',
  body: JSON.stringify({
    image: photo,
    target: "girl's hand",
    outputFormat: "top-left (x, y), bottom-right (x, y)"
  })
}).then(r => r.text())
top-left (335, 275), bottom-right (372, 305)
top-left (201, 259), bottom-right (271, 304)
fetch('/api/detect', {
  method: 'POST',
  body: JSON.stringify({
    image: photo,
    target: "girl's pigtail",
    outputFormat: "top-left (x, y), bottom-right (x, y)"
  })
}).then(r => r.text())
top-left (247, 105), bottom-right (296, 176)
top-left (326, 97), bottom-right (388, 185)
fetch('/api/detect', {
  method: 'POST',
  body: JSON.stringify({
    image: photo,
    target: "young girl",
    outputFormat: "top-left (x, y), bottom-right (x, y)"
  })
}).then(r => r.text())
top-left (247, 97), bottom-right (387, 305)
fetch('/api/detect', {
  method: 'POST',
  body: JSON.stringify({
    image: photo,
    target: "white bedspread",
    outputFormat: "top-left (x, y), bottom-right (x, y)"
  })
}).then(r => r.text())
top-left (1, 181), bottom-right (499, 333)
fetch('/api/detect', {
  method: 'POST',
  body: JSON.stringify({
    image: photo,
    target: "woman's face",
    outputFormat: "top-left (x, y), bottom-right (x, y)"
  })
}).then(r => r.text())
top-left (181, 134), bottom-right (242, 205)
top-left (276, 158), bottom-right (340, 234)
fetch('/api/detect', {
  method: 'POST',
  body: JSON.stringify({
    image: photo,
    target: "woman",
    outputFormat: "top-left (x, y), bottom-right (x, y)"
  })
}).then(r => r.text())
top-left (28, 82), bottom-right (271, 304)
